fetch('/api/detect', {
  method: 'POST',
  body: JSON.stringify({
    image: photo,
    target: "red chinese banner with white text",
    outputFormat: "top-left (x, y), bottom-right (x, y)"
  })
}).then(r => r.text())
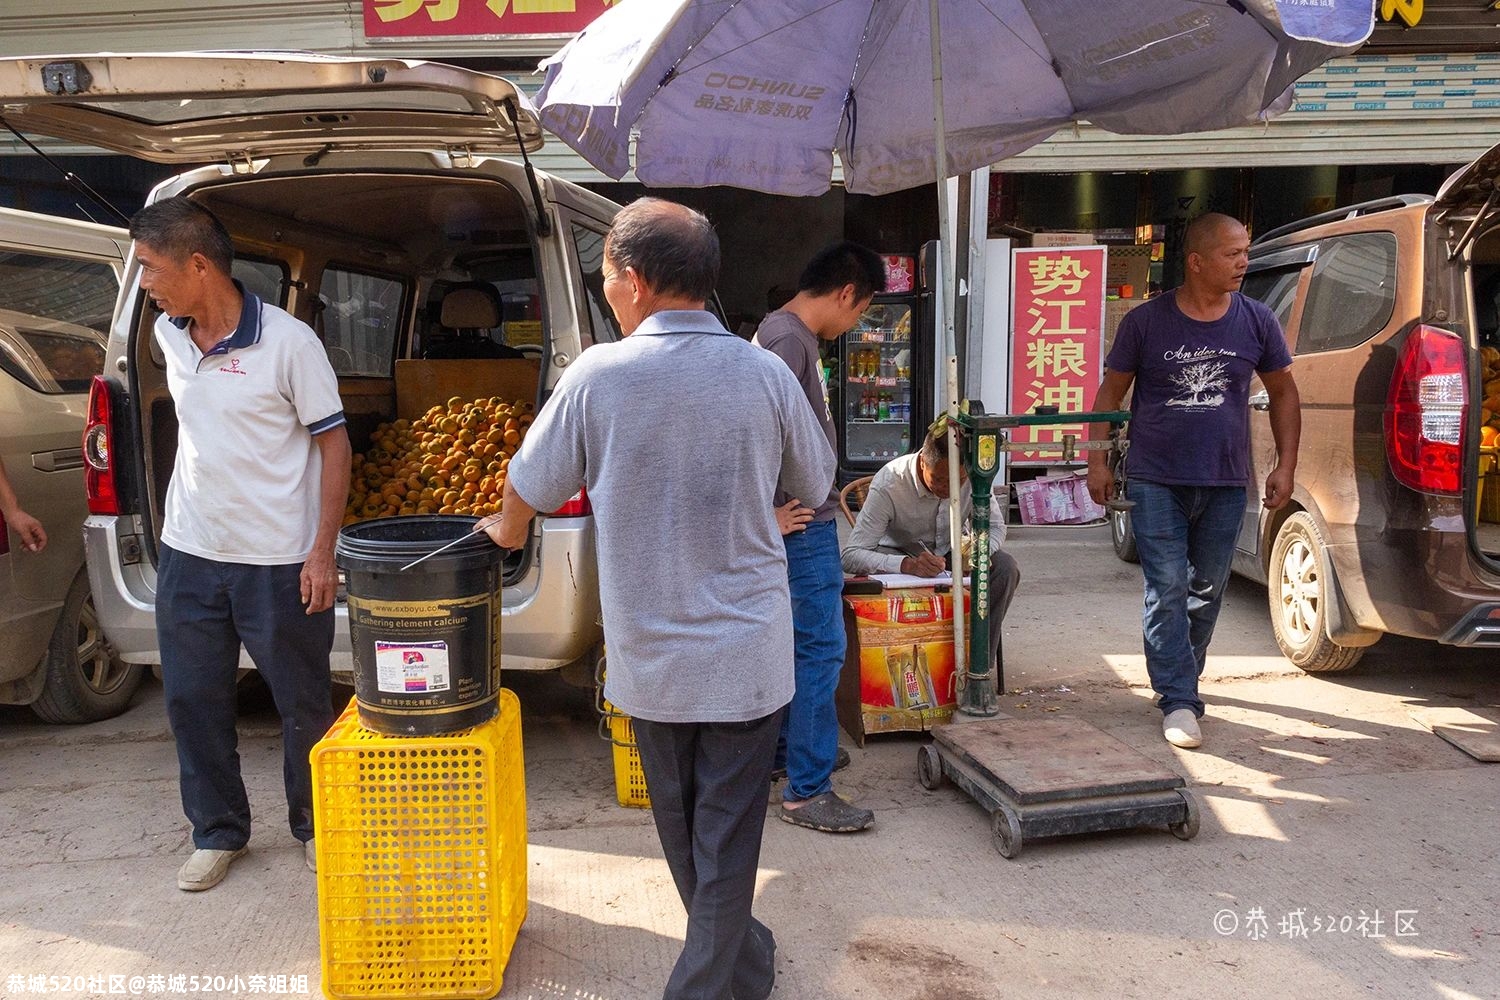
top-left (1007, 246), bottom-right (1107, 464)
top-left (363, 0), bottom-right (615, 38)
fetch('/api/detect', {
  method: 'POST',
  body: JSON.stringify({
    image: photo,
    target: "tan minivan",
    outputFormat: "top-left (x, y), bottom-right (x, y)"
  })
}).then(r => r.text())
top-left (0, 52), bottom-right (625, 684)
top-left (1114, 144), bottom-right (1500, 673)
top-left (0, 206), bottom-right (145, 721)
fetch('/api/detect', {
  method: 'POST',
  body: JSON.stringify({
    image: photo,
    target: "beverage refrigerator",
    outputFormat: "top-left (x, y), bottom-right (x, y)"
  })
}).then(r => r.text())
top-left (825, 248), bottom-right (936, 482)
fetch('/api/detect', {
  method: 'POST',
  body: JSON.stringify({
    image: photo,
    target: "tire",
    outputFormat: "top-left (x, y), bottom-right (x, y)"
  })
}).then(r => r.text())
top-left (1169, 788), bottom-right (1200, 841)
top-left (1266, 512), bottom-right (1366, 674)
top-left (991, 806), bottom-right (1023, 859)
top-left (917, 744), bottom-right (944, 790)
top-left (30, 573), bottom-right (145, 724)
top-left (1110, 505), bottom-right (1139, 563)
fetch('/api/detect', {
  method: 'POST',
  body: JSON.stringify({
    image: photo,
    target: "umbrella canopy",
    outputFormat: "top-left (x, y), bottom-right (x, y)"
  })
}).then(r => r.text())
top-left (535, 0), bottom-right (1373, 198)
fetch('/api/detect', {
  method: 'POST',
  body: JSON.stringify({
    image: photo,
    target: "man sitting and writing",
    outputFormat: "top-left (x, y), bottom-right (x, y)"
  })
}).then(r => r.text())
top-left (841, 425), bottom-right (1021, 672)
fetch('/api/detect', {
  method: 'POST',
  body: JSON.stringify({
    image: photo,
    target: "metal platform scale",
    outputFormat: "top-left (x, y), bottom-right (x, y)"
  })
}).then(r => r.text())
top-left (916, 403), bottom-right (1200, 858)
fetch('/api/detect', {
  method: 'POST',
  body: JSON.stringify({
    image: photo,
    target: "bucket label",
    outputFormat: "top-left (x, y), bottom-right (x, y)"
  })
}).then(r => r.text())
top-left (375, 640), bottom-right (451, 694)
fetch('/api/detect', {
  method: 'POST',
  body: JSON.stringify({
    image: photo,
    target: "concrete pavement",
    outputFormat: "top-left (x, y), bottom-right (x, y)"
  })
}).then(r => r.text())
top-left (2, 528), bottom-right (1497, 999)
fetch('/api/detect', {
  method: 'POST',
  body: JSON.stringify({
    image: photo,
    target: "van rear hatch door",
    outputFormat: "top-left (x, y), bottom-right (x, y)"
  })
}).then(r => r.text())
top-left (1435, 140), bottom-right (1500, 222)
top-left (0, 52), bottom-right (542, 161)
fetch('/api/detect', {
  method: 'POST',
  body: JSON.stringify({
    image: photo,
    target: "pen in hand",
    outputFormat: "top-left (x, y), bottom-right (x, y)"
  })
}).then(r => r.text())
top-left (903, 540), bottom-right (947, 578)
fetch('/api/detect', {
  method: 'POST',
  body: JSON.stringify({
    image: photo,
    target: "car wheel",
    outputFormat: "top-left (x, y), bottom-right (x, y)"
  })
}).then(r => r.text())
top-left (30, 572), bottom-right (146, 724)
top-left (1267, 512), bottom-right (1366, 674)
top-left (1110, 505), bottom-right (1138, 563)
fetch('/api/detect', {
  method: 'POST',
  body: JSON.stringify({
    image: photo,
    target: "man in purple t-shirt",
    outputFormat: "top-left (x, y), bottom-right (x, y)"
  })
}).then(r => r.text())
top-left (1087, 214), bottom-right (1300, 750)
top-left (754, 241), bottom-right (885, 833)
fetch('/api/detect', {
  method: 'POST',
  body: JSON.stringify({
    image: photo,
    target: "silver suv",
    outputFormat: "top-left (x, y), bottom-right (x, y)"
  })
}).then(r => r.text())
top-left (0, 53), bottom-right (622, 682)
top-left (0, 206), bottom-right (146, 721)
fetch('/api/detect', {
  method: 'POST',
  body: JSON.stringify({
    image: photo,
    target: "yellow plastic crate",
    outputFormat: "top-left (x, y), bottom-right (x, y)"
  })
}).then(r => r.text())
top-left (602, 706), bottom-right (651, 809)
top-left (595, 654), bottom-right (650, 810)
top-left (312, 689), bottom-right (527, 999)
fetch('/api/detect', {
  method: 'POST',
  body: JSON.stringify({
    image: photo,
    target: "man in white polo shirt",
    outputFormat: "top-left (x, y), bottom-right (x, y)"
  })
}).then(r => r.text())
top-left (131, 197), bottom-right (350, 892)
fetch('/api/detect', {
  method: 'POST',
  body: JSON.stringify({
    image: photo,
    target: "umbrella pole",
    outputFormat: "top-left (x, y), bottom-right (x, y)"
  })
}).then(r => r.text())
top-left (928, 0), bottom-right (994, 717)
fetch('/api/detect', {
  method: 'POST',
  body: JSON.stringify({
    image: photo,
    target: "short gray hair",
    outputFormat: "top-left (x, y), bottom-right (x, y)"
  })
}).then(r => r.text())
top-left (920, 425), bottom-right (947, 467)
top-left (604, 197), bottom-right (719, 301)
top-left (129, 196), bottom-right (234, 273)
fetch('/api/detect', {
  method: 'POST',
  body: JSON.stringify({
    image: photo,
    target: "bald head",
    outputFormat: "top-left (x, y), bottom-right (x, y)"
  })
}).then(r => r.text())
top-left (1184, 213), bottom-right (1247, 257)
top-left (1182, 212), bottom-right (1251, 297)
top-left (604, 197), bottom-right (720, 302)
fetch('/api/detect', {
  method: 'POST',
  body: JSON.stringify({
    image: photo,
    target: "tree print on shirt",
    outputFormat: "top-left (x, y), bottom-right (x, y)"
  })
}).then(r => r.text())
top-left (1166, 359), bottom-right (1229, 408)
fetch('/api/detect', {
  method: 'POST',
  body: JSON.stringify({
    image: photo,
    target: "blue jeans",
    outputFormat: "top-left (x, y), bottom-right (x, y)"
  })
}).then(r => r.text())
top-left (156, 545), bottom-right (336, 849)
top-left (777, 518), bottom-right (845, 803)
top-left (1127, 481), bottom-right (1245, 718)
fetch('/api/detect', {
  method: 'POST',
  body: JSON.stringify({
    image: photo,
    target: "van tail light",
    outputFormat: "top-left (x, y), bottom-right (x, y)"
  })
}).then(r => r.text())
top-left (83, 375), bottom-right (121, 515)
top-left (549, 487), bottom-right (591, 518)
top-left (1385, 325), bottom-right (1466, 495)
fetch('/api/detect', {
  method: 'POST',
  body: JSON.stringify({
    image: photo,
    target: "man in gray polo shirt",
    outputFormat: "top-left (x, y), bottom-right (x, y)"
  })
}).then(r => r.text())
top-left (487, 198), bottom-right (833, 1000)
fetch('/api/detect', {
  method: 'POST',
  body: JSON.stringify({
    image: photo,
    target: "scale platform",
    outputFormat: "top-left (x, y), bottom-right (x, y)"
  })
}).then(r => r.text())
top-left (919, 716), bottom-right (1199, 858)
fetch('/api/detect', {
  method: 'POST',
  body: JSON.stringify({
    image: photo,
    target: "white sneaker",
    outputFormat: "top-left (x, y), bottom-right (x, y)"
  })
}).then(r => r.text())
top-left (1163, 709), bottom-right (1202, 749)
top-left (177, 847), bottom-right (247, 892)
top-left (304, 838), bottom-right (317, 872)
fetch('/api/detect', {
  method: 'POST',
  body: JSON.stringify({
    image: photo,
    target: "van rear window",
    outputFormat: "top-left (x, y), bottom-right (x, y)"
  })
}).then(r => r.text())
top-left (0, 327), bottom-right (105, 394)
top-left (319, 267), bottom-right (405, 377)
top-left (0, 251), bottom-right (119, 334)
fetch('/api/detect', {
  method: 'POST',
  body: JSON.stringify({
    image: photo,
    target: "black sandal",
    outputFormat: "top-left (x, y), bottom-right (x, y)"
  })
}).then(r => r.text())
top-left (779, 792), bottom-right (874, 832)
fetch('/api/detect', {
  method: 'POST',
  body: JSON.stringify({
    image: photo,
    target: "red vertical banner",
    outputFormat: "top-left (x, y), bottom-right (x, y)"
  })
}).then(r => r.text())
top-left (1007, 246), bottom-right (1107, 464)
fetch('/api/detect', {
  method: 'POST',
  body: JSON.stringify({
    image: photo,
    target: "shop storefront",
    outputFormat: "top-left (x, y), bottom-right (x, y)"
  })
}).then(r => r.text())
top-left (6, 2), bottom-right (1500, 338)
top-left (988, 2), bottom-right (1500, 286)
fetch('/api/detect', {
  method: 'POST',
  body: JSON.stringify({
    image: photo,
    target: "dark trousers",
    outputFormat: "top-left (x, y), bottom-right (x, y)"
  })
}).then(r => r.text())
top-left (156, 545), bottom-right (336, 850)
top-left (632, 709), bottom-right (783, 1000)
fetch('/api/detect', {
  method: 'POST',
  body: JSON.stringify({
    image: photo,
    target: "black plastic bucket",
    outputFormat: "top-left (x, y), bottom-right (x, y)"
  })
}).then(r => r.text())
top-left (335, 515), bottom-right (501, 736)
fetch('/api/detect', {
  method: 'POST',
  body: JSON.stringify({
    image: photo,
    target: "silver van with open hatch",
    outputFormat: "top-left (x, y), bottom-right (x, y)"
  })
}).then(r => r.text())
top-left (0, 52), bottom-right (626, 683)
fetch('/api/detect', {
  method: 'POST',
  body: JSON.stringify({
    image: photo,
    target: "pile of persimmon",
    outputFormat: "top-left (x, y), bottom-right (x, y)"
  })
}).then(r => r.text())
top-left (1482, 346), bottom-right (1500, 449)
top-left (344, 395), bottom-right (533, 523)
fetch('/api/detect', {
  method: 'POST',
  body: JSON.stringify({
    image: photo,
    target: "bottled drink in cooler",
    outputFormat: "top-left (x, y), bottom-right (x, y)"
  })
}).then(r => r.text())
top-left (878, 392), bottom-right (889, 421)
